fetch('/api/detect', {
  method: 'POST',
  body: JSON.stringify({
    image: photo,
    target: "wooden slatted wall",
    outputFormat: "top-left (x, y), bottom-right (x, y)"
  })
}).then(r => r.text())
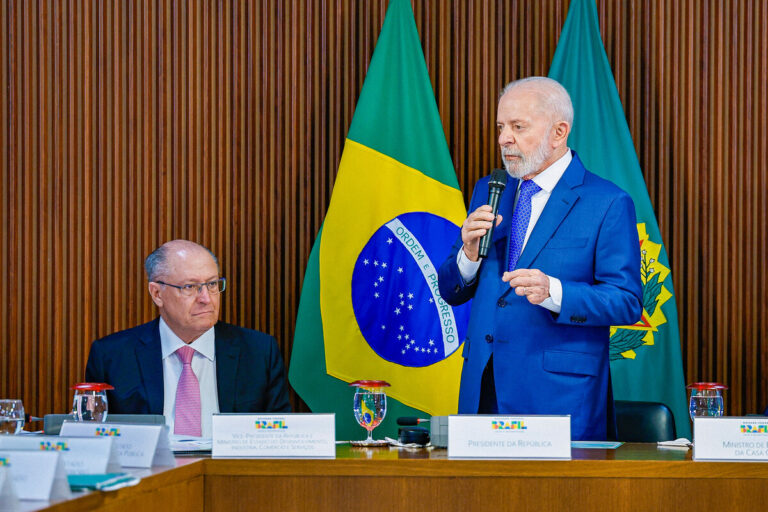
top-left (1, 0), bottom-right (766, 418)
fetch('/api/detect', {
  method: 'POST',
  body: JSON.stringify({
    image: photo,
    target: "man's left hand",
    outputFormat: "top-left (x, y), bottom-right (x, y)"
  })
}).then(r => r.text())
top-left (502, 269), bottom-right (550, 305)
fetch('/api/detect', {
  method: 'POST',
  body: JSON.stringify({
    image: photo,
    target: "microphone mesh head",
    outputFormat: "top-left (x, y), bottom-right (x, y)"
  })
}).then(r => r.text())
top-left (489, 168), bottom-right (507, 189)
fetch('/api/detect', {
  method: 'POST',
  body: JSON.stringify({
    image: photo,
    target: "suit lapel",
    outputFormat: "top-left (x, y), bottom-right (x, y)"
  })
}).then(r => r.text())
top-left (214, 323), bottom-right (240, 413)
top-left (492, 175), bottom-right (519, 278)
top-left (516, 155), bottom-right (584, 270)
top-left (135, 319), bottom-right (164, 414)
top-left (493, 174), bottom-right (519, 244)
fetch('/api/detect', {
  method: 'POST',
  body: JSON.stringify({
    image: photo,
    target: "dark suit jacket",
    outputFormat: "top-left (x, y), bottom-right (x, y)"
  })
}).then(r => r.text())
top-left (438, 152), bottom-right (642, 440)
top-left (85, 318), bottom-right (292, 414)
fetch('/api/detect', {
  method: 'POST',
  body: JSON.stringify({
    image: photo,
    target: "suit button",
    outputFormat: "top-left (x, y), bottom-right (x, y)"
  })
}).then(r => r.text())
top-left (454, 285), bottom-right (461, 293)
top-left (497, 299), bottom-right (506, 308)
top-left (485, 334), bottom-right (493, 343)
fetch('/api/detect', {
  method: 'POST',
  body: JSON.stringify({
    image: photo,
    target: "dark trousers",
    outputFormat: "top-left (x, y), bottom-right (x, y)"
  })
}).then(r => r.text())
top-left (478, 355), bottom-right (498, 414)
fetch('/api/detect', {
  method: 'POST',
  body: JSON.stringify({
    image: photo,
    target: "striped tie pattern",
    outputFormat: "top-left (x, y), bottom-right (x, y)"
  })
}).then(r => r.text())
top-left (507, 179), bottom-right (541, 271)
top-left (174, 345), bottom-right (202, 436)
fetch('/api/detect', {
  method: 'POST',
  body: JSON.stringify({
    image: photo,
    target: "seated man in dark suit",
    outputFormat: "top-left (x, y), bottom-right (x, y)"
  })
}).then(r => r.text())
top-left (86, 240), bottom-right (291, 437)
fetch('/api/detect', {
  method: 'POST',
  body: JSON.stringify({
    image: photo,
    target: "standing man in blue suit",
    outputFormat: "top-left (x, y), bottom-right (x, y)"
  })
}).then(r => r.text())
top-left (86, 240), bottom-right (291, 437)
top-left (438, 77), bottom-right (642, 440)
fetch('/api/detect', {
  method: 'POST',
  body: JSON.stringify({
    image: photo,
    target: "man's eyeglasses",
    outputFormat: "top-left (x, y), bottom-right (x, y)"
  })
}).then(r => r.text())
top-left (154, 278), bottom-right (227, 297)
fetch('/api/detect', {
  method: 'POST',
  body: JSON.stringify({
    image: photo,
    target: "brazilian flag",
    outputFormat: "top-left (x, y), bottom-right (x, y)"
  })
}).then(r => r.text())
top-left (289, 0), bottom-right (469, 440)
top-left (549, 0), bottom-right (690, 438)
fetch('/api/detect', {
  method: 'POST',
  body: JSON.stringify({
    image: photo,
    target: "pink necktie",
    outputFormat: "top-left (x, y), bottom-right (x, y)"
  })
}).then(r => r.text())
top-left (174, 345), bottom-right (202, 436)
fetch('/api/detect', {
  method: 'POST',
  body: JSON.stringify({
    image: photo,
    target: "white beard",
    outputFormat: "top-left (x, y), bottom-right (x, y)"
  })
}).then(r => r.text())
top-left (501, 137), bottom-right (552, 179)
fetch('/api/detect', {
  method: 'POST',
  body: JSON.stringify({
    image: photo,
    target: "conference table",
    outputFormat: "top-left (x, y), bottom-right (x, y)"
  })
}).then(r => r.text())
top-left (34, 443), bottom-right (768, 511)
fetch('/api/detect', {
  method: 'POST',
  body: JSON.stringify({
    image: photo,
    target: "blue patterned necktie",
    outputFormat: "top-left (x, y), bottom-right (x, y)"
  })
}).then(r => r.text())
top-left (507, 179), bottom-right (542, 271)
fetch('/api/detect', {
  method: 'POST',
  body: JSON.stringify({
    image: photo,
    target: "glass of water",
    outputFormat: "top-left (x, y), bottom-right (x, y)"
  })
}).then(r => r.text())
top-left (71, 383), bottom-right (114, 422)
top-left (687, 382), bottom-right (727, 420)
top-left (350, 380), bottom-right (390, 446)
top-left (0, 399), bottom-right (25, 434)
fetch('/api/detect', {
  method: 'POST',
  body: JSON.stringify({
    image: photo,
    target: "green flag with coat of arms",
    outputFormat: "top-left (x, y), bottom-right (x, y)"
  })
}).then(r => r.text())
top-left (549, 0), bottom-right (690, 438)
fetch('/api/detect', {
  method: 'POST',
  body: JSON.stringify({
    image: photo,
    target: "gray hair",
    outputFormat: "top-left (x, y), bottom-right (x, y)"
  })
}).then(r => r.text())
top-left (144, 240), bottom-right (219, 281)
top-left (500, 76), bottom-right (574, 126)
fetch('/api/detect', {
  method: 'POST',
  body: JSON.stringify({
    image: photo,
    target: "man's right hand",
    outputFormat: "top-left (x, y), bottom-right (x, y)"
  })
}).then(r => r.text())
top-left (461, 205), bottom-right (502, 262)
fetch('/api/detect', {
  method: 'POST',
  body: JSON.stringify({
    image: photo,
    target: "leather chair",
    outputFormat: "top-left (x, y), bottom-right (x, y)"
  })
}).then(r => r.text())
top-left (614, 400), bottom-right (677, 442)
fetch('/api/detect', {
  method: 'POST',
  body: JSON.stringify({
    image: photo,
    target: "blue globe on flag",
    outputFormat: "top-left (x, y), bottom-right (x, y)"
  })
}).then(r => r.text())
top-left (351, 212), bottom-right (471, 368)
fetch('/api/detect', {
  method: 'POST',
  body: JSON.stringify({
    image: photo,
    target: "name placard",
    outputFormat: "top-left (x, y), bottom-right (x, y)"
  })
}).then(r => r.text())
top-left (693, 417), bottom-right (768, 462)
top-left (448, 415), bottom-right (571, 459)
top-left (0, 435), bottom-right (121, 474)
top-left (0, 465), bottom-right (19, 507)
top-left (0, 450), bottom-right (71, 501)
top-left (60, 422), bottom-right (175, 468)
top-left (212, 413), bottom-right (335, 458)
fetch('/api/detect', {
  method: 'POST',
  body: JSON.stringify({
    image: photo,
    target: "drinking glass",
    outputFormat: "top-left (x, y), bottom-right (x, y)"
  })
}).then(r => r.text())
top-left (687, 382), bottom-right (727, 421)
top-left (0, 399), bottom-right (25, 434)
top-left (71, 383), bottom-right (114, 422)
top-left (350, 380), bottom-right (390, 446)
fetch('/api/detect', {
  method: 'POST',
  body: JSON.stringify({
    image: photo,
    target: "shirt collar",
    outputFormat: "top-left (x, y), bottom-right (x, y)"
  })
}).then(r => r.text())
top-left (529, 148), bottom-right (572, 193)
top-left (159, 317), bottom-right (216, 361)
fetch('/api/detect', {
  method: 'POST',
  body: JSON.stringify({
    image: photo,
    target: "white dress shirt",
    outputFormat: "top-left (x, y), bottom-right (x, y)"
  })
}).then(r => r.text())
top-left (458, 149), bottom-right (573, 313)
top-left (159, 317), bottom-right (220, 438)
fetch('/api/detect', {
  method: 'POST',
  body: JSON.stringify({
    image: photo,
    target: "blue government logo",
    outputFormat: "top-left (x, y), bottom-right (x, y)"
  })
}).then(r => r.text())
top-left (352, 212), bottom-right (471, 367)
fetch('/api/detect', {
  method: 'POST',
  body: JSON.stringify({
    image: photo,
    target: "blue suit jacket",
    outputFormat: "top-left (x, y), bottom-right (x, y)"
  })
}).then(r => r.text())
top-left (85, 318), bottom-right (292, 414)
top-left (438, 152), bottom-right (642, 440)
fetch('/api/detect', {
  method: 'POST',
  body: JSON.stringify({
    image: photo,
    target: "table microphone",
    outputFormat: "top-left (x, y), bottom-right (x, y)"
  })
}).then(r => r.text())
top-left (478, 169), bottom-right (507, 259)
top-left (396, 416), bottom-right (430, 426)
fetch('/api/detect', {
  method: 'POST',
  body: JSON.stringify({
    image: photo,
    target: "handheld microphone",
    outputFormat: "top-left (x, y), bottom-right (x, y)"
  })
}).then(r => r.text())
top-left (396, 416), bottom-right (430, 426)
top-left (477, 169), bottom-right (507, 259)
